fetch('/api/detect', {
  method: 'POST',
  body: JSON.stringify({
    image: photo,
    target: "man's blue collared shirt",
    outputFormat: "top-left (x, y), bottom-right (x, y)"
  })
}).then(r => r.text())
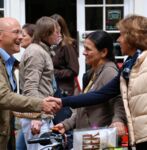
top-left (0, 48), bottom-right (16, 91)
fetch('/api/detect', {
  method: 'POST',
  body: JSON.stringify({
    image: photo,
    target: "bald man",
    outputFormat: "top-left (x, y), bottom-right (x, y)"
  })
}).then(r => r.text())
top-left (0, 17), bottom-right (61, 150)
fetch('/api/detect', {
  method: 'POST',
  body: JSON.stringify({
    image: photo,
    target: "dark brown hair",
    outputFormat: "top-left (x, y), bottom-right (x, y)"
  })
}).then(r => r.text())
top-left (86, 30), bottom-right (115, 63)
top-left (22, 23), bottom-right (36, 37)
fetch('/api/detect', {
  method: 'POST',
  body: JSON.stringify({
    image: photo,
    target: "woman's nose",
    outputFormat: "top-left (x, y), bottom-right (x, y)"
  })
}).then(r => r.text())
top-left (83, 49), bottom-right (87, 55)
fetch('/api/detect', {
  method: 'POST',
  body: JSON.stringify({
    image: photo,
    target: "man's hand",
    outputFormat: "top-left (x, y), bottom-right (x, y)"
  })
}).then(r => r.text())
top-left (41, 97), bottom-right (62, 114)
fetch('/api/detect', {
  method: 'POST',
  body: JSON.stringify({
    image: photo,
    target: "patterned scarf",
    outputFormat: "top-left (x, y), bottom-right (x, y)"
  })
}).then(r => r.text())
top-left (122, 49), bottom-right (142, 83)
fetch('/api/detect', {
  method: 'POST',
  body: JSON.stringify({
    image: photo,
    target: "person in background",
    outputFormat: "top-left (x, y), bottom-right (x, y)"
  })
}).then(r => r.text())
top-left (16, 17), bottom-right (61, 150)
top-left (53, 30), bottom-right (126, 137)
top-left (21, 24), bottom-right (35, 49)
top-left (16, 23), bottom-right (36, 150)
top-left (51, 13), bottom-right (79, 97)
top-left (0, 17), bottom-right (60, 150)
top-left (48, 15), bottom-right (147, 150)
top-left (50, 14), bottom-right (79, 149)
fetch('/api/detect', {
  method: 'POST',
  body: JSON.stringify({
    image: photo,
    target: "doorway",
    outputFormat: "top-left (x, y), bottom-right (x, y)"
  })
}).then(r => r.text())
top-left (25, 0), bottom-right (77, 38)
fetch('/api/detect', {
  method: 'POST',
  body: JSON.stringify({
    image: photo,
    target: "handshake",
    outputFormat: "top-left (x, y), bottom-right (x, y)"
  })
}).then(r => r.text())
top-left (41, 96), bottom-right (62, 114)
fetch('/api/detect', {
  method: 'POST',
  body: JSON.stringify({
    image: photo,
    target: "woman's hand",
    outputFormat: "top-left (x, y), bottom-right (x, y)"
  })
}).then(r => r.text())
top-left (31, 120), bottom-right (42, 135)
top-left (52, 123), bottom-right (66, 134)
top-left (109, 121), bottom-right (126, 136)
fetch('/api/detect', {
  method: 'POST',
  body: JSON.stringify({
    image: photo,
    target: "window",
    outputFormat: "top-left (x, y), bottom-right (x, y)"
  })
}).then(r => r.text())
top-left (0, 0), bottom-right (4, 17)
top-left (106, 7), bottom-right (123, 30)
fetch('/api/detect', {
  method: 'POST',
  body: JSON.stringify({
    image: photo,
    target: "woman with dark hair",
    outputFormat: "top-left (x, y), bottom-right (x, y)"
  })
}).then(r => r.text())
top-left (53, 30), bottom-right (126, 137)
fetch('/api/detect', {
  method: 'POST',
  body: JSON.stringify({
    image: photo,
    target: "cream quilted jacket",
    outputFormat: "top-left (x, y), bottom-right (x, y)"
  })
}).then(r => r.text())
top-left (120, 50), bottom-right (147, 145)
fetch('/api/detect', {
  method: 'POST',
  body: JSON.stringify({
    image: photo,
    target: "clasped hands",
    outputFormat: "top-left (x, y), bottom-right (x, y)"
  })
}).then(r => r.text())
top-left (41, 96), bottom-right (62, 114)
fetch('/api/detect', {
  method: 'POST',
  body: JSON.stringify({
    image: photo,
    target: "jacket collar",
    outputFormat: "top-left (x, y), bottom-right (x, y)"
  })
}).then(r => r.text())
top-left (95, 61), bottom-right (118, 77)
top-left (39, 41), bottom-right (55, 57)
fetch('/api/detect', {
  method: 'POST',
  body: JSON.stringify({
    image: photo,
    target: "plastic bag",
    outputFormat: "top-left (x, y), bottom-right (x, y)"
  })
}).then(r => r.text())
top-left (73, 127), bottom-right (117, 150)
